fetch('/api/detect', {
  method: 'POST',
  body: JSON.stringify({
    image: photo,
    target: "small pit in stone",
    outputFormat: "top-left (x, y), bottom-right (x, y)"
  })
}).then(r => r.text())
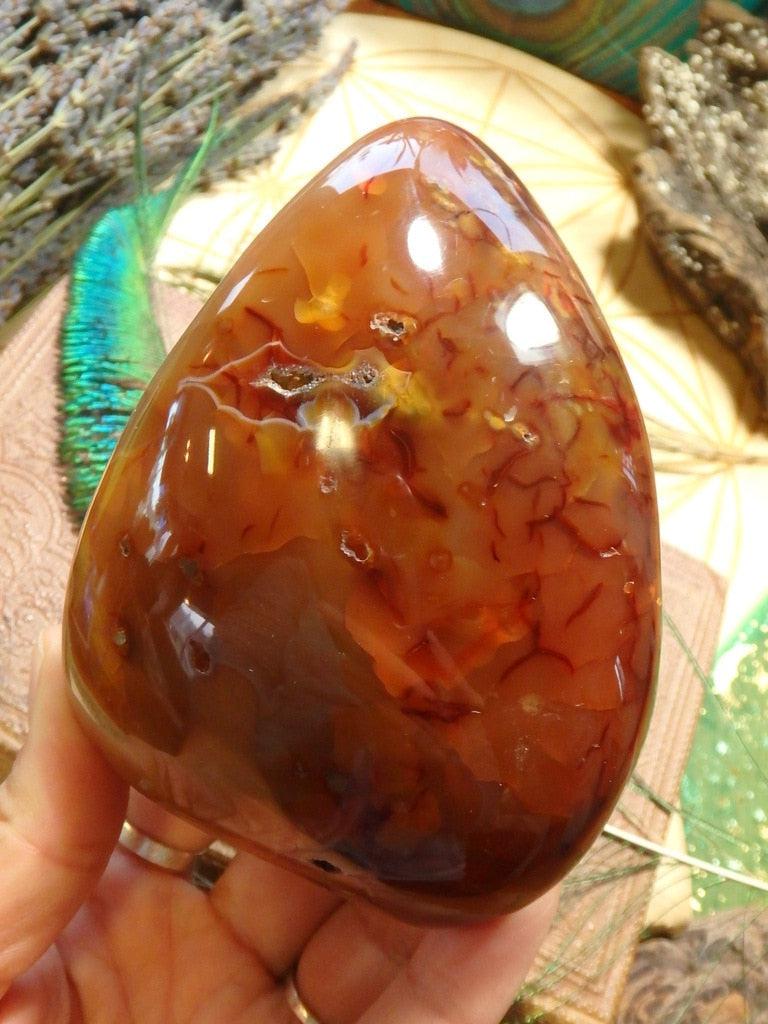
top-left (340, 529), bottom-right (374, 565)
top-left (370, 311), bottom-right (417, 342)
top-left (347, 362), bottom-right (379, 387)
top-left (261, 364), bottom-right (321, 396)
top-left (312, 858), bottom-right (342, 874)
top-left (112, 624), bottom-right (130, 656)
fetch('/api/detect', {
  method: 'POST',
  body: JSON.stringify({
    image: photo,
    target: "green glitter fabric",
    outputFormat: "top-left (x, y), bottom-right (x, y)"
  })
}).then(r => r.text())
top-left (384, 0), bottom-right (768, 95)
top-left (682, 593), bottom-right (768, 913)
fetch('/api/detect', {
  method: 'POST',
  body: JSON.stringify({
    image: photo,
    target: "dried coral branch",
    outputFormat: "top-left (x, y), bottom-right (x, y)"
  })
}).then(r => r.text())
top-left (635, 0), bottom-right (768, 422)
top-left (0, 0), bottom-right (348, 325)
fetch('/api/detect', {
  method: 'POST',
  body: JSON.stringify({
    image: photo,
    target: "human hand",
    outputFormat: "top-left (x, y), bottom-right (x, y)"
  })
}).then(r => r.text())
top-left (0, 627), bottom-right (557, 1023)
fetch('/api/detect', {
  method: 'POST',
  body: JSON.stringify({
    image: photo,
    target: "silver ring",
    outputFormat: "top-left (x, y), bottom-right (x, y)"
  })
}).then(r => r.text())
top-left (118, 820), bottom-right (196, 874)
top-left (286, 969), bottom-right (323, 1024)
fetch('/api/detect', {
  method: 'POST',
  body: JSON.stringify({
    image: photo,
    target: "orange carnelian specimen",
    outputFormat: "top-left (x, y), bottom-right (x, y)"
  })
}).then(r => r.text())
top-left (64, 118), bottom-right (660, 924)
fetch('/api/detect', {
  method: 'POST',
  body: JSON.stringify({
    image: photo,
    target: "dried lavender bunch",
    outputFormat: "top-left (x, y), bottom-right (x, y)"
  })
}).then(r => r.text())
top-left (634, 0), bottom-right (768, 420)
top-left (0, 0), bottom-right (348, 324)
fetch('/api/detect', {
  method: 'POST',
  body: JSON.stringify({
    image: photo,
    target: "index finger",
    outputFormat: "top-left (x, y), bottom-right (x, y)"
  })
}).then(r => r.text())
top-left (360, 889), bottom-right (559, 1024)
top-left (295, 886), bottom-right (559, 1024)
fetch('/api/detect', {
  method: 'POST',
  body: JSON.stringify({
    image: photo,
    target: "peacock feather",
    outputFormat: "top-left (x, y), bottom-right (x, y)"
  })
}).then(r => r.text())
top-left (59, 194), bottom-right (168, 520)
top-left (58, 117), bottom-right (216, 521)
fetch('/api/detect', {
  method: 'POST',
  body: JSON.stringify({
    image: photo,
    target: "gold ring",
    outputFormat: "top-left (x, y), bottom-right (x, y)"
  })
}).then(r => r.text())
top-left (286, 969), bottom-right (323, 1024)
top-left (118, 820), bottom-right (196, 874)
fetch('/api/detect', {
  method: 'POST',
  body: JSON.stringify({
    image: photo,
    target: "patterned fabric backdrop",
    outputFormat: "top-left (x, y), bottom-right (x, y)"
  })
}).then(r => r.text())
top-left (384, 0), bottom-right (768, 94)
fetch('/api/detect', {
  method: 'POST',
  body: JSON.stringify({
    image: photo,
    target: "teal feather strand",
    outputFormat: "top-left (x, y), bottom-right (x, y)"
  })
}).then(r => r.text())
top-left (59, 113), bottom-right (218, 521)
top-left (59, 193), bottom-right (170, 520)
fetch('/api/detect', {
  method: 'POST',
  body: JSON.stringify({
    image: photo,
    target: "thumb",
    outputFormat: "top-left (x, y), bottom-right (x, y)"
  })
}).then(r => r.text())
top-left (0, 626), bottom-right (128, 994)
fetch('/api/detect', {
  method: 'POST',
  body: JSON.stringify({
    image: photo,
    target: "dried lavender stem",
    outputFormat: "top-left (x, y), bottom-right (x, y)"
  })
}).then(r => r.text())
top-left (0, 179), bottom-right (118, 286)
top-left (1, 167), bottom-right (58, 218)
top-left (0, 85), bottom-right (33, 117)
top-left (0, 18), bottom-right (38, 56)
top-left (2, 116), bottom-right (63, 171)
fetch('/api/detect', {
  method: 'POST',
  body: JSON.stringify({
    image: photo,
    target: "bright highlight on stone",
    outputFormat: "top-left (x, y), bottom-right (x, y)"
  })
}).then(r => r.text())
top-left (64, 118), bottom-right (660, 924)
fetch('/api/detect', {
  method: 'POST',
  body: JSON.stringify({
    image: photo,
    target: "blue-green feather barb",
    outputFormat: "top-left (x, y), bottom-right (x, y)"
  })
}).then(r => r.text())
top-left (59, 194), bottom-right (169, 521)
top-left (59, 112), bottom-right (218, 521)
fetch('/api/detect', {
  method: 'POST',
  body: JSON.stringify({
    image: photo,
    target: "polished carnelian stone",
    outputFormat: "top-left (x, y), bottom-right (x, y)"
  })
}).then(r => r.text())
top-left (64, 118), bottom-right (660, 923)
